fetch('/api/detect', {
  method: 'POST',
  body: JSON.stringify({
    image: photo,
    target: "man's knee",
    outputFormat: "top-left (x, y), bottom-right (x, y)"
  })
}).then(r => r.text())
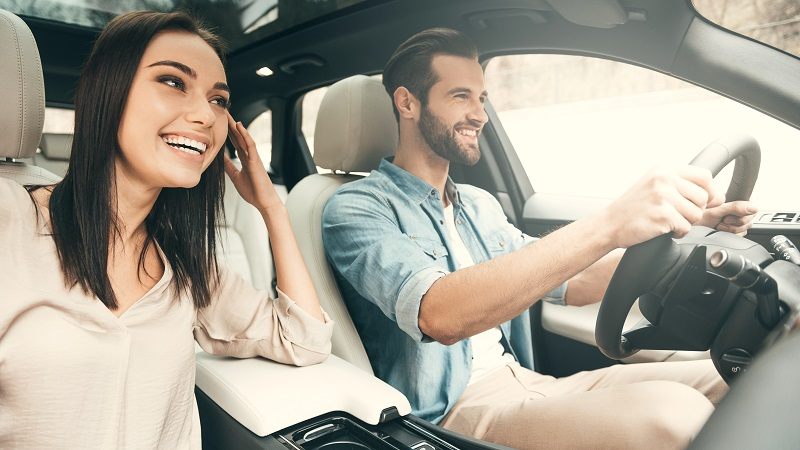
top-left (630, 381), bottom-right (714, 449)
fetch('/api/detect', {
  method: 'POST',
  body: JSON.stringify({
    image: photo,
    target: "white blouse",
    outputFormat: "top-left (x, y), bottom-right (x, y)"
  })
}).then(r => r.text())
top-left (0, 178), bottom-right (333, 449)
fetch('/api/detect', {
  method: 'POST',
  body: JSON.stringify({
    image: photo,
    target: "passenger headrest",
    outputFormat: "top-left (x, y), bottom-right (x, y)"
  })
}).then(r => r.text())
top-left (313, 75), bottom-right (398, 173)
top-left (39, 133), bottom-right (73, 161)
top-left (0, 9), bottom-right (45, 159)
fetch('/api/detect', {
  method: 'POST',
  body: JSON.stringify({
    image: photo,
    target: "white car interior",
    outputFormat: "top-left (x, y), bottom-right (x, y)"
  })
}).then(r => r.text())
top-left (0, 9), bottom-right (60, 186)
top-left (34, 132), bottom-right (71, 177)
top-left (286, 75), bottom-right (397, 374)
top-left (7, 0), bottom-right (800, 446)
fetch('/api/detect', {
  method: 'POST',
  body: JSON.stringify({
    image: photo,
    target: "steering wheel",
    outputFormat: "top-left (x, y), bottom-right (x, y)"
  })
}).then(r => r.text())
top-left (595, 134), bottom-right (761, 360)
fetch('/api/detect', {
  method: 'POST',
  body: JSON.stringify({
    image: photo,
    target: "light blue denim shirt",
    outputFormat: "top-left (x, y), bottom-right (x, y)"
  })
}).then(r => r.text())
top-left (322, 158), bottom-right (566, 423)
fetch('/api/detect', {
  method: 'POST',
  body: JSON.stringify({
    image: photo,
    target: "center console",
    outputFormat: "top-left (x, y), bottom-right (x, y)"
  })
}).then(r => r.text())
top-left (195, 352), bottom-right (509, 450)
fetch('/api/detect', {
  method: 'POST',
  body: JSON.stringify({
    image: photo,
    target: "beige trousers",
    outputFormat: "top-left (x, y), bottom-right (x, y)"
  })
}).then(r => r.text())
top-left (440, 359), bottom-right (726, 450)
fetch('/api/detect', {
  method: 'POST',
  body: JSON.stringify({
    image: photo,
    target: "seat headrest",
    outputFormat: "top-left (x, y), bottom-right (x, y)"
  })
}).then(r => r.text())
top-left (0, 9), bottom-right (44, 160)
top-left (39, 133), bottom-right (73, 161)
top-left (313, 75), bottom-right (398, 173)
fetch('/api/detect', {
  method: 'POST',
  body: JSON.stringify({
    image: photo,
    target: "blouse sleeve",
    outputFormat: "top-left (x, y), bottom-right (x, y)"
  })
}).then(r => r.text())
top-left (193, 266), bottom-right (334, 366)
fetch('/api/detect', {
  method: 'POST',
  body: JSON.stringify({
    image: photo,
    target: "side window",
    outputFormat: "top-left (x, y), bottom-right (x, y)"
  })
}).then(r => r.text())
top-left (246, 110), bottom-right (273, 171)
top-left (484, 55), bottom-right (800, 210)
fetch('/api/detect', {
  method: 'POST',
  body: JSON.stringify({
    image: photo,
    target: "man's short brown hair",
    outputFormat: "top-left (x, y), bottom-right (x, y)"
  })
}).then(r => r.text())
top-left (382, 28), bottom-right (478, 121)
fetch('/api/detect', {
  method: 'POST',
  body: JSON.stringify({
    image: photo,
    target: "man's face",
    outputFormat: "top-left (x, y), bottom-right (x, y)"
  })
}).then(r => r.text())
top-left (417, 54), bottom-right (488, 166)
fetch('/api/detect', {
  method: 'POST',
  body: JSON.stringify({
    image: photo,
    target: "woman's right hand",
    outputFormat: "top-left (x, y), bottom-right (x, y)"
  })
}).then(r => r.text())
top-left (223, 111), bottom-right (283, 214)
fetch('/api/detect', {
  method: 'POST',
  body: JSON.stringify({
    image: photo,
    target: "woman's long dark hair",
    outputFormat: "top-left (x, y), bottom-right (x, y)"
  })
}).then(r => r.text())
top-left (38, 11), bottom-right (227, 309)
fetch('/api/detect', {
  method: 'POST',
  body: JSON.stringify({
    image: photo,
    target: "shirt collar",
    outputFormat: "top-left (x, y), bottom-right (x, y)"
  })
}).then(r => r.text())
top-left (378, 157), bottom-right (463, 207)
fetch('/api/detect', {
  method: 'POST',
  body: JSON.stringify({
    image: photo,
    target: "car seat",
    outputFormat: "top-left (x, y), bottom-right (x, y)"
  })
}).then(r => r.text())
top-left (0, 9), bottom-right (60, 185)
top-left (286, 75), bottom-right (397, 374)
top-left (35, 133), bottom-right (71, 178)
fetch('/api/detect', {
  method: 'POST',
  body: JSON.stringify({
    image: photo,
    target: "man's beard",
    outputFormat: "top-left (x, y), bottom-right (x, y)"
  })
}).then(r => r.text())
top-left (418, 104), bottom-right (481, 166)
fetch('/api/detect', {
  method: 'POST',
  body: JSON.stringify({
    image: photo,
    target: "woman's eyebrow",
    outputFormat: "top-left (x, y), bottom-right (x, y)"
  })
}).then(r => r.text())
top-left (147, 60), bottom-right (230, 93)
top-left (148, 60), bottom-right (196, 78)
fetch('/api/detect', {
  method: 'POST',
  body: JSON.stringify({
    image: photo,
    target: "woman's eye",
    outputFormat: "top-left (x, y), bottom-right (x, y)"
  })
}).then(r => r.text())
top-left (159, 75), bottom-right (185, 91)
top-left (211, 97), bottom-right (229, 109)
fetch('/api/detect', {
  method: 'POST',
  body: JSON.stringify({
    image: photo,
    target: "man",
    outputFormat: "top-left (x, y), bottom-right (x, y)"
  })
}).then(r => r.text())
top-left (322, 28), bottom-right (756, 449)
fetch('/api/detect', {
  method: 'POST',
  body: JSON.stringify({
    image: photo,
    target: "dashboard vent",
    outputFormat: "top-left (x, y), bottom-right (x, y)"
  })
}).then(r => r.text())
top-left (770, 212), bottom-right (799, 223)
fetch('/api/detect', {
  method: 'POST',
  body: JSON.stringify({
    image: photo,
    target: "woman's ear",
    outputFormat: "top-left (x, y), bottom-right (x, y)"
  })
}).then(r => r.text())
top-left (393, 86), bottom-right (419, 120)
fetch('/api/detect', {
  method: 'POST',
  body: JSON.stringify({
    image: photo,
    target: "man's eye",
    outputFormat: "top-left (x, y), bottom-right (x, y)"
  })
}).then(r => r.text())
top-left (159, 75), bottom-right (185, 91)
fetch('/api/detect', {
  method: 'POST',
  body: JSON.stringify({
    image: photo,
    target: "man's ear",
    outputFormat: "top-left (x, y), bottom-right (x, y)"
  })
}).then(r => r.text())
top-left (393, 87), bottom-right (418, 120)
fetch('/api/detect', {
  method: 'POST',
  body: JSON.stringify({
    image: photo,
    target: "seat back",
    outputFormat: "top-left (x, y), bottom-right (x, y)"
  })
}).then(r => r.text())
top-left (35, 133), bottom-right (72, 178)
top-left (0, 9), bottom-right (60, 185)
top-left (216, 166), bottom-right (287, 294)
top-left (286, 75), bottom-right (398, 373)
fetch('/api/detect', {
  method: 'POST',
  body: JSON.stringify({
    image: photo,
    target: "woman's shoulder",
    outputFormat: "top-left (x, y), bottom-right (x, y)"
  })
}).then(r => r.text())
top-left (0, 178), bottom-right (44, 230)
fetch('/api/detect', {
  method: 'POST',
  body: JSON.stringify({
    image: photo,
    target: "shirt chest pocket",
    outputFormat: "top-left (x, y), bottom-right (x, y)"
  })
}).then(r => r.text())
top-left (485, 233), bottom-right (509, 257)
top-left (407, 235), bottom-right (450, 262)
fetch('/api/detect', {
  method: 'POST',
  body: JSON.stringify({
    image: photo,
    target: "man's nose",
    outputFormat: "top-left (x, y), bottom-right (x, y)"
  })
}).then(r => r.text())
top-left (467, 100), bottom-right (488, 125)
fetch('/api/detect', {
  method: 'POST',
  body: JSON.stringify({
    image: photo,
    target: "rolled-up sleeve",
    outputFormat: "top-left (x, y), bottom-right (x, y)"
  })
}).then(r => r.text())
top-left (322, 188), bottom-right (447, 342)
top-left (194, 267), bottom-right (334, 366)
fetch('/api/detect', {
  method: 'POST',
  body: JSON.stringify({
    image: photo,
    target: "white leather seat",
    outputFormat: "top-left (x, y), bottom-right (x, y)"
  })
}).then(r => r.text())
top-left (0, 9), bottom-right (60, 185)
top-left (286, 75), bottom-right (397, 374)
top-left (35, 133), bottom-right (72, 178)
top-left (215, 169), bottom-right (287, 294)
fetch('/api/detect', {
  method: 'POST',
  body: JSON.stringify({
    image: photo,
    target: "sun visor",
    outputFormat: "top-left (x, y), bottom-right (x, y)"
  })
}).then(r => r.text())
top-left (195, 352), bottom-right (412, 437)
top-left (545, 0), bottom-right (628, 28)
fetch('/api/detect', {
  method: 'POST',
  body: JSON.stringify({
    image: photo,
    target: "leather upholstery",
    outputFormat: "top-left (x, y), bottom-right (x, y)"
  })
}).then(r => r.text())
top-left (35, 133), bottom-right (72, 177)
top-left (0, 9), bottom-right (45, 160)
top-left (313, 75), bottom-right (398, 173)
top-left (0, 9), bottom-right (59, 185)
top-left (286, 75), bottom-right (400, 374)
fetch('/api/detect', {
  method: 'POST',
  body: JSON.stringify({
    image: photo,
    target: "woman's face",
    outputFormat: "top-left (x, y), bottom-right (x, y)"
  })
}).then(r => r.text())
top-left (116, 30), bottom-right (229, 189)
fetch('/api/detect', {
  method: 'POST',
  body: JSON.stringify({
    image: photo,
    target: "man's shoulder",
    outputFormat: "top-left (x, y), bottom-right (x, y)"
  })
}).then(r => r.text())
top-left (323, 171), bottom-right (395, 221)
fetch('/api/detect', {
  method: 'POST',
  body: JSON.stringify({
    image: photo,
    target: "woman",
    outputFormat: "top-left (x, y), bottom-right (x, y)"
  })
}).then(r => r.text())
top-left (0, 11), bottom-right (332, 448)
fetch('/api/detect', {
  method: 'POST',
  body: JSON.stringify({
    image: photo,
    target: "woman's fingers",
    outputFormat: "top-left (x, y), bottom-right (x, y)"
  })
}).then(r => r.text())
top-left (223, 154), bottom-right (239, 178)
top-left (236, 122), bottom-right (257, 160)
top-left (226, 112), bottom-right (249, 159)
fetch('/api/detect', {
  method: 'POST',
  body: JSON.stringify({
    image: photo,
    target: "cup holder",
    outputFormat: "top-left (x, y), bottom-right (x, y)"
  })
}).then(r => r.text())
top-left (288, 417), bottom-right (396, 450)
top-left (316, 442), bottom-right (372, 449)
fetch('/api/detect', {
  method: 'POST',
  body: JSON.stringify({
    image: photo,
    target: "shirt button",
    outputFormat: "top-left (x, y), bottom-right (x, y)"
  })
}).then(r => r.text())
top-left (456, 219), bottom-right (462, 225)
top-left (439, 220), bottom-right (444, 225)
top-left (499, 241), bottom-right (505, 248)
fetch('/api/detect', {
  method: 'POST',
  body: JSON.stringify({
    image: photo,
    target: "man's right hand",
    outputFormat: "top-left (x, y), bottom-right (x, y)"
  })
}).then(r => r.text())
top-left (601, 166), bottom-right (719, 249)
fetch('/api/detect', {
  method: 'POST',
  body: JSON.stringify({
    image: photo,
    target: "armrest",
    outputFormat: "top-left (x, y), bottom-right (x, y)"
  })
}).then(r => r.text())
top-left (195, 352), bottom-right (412, 437)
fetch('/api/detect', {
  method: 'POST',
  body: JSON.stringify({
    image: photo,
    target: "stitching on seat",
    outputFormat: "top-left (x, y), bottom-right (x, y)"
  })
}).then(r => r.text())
top-left (0, 14), bottom-right (24, 159)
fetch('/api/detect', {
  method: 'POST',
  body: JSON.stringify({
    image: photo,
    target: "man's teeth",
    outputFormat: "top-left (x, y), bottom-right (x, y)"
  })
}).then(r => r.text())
top-left (161, 135), bottom-right (207, 153)
top-left (457, 129), bottom-right (477, 137)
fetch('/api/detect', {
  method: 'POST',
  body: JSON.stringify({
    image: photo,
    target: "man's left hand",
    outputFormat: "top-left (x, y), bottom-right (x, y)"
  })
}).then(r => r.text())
top-left (696, 192), bottom-right (758, 235)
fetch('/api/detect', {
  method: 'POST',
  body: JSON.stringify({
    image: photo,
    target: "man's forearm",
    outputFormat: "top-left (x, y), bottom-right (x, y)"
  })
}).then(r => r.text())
top-left (564, 248), bottom-right (624, 307)
top-left (419, 211), bottom-right (617, 344)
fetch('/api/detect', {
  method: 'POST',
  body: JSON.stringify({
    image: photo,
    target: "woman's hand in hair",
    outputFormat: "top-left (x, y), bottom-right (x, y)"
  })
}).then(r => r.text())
top-left (224, 112), bottom-right (283, 214)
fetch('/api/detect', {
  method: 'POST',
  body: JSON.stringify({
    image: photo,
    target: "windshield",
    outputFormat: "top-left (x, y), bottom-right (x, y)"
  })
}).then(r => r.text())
top-left (693, 0), bottom-right (800, 58)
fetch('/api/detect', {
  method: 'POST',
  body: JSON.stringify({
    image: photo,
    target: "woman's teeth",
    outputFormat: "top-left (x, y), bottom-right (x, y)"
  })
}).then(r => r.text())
top-left (161, 135), bottom-right (207, 154)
